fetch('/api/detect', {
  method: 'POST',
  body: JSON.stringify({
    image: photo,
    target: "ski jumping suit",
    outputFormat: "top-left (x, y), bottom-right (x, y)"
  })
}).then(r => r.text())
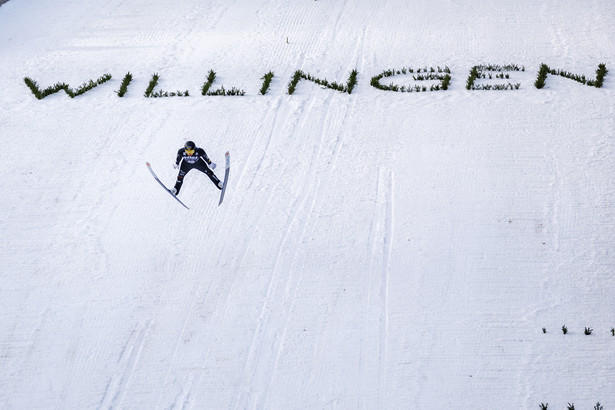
top-left (174, 147), bottom-right (222, 194)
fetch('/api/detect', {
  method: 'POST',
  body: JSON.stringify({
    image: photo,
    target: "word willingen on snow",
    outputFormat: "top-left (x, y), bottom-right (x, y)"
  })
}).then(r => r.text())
top-left (23, 62), bottom-right (608, 100)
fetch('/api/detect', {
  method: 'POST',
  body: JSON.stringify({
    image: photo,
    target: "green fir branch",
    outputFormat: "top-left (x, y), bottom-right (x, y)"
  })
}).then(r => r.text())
top-left (465, 66), bottom-right (480, 90)
top-left (346, 69), bottom-right (359, 94)
top-left (590, 63), bottom-right (608, 87)
top-left (535, 64), bottom-right (549, 89)
top-left (144, 73), bottom-right (159, 97)
top-left (116, 72), bottom-right (133, 97)
top-left (24, 77), bottom-right (44, 99)
top-left (259, 71), bottom-right (275, 95)
top-left (202, 69), bottom-right (216, 95)
top-left (288, 70), bottom-right (303, 95)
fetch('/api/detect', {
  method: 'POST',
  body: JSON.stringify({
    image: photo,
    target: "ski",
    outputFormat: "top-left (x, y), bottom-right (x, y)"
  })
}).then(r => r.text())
top-left (146, 162), bottom-right (190, 210)
top-left (218, 151), bottom-right (230, 206)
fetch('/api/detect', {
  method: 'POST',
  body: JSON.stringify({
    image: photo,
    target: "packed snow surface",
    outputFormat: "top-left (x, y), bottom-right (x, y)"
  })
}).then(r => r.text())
top-left (1, 0), bottom-right (614, 409)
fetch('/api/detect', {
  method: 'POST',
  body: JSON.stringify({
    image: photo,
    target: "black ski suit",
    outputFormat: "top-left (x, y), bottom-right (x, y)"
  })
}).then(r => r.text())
top-left (173, 147), bottom-right (222, 194)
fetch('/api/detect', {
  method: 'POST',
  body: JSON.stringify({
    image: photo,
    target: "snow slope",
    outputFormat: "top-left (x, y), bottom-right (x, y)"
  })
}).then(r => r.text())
top-left (1, 0), bottom-right (614, 409)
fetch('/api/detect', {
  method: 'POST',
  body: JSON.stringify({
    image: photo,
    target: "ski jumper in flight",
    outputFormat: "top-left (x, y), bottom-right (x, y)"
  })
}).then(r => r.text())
top-left (172, 140), bottom-right (223, 195)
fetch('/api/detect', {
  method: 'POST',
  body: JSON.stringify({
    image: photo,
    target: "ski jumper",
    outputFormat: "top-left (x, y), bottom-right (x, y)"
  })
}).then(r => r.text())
top-left (174, 147), bottom-right (222, 194)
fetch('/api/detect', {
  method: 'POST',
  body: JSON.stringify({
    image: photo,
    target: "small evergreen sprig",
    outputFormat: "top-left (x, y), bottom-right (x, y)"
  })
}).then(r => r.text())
top-left (472, 83), bottom-right (520, 90)
top-left (116, 72), bottom-right (133, 97)
top-left (144, 73), bottom-right (188, 97)
top-left (466, 64), bottom-right (522, 90)
top-left (288, 69), bottom-right (359, 95)
top-left (149, 90), bottom-right (190, 97)
top-left (206, 86), bottom-right (245, 96)
top-left (371, 66), bottom-right (451, 93)
top-left (202, 69), bottom-right (245, 96)
top-left (562, 325), bottom-right (568, 334)
top-left (540, 403), bottom-right (549, 410)
top-left (585, 327), bottom-right (593, 335)
top-left (24, 73), bottom-right (112, 99)
top-left (414, 73), bottom-right (446, 81)
top-left (566, 401), bottom-right (604, 410)
top-left (260, 71), bottom-right (275, 95)
top-left (476, 63), bottom-right (525, 72)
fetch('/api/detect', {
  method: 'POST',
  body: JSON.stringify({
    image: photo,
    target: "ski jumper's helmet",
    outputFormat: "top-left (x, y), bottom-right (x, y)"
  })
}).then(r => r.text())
top-left (184, 141), bottom-right (196, 151)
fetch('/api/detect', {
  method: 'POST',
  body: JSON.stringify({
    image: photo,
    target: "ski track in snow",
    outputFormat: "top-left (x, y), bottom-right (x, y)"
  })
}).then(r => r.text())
top-left (235, 92), bottom-right (344, 409)
top-left (99, 320), bottom-right (151, 410)
top-left (375, 168), bottom-right (393, 409)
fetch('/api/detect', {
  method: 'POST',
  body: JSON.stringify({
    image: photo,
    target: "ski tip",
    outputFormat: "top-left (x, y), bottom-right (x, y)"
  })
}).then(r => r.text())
top-left (146, 162), bottom-right (151, 166)
top-left (225, 151), bottom-right (229, 156)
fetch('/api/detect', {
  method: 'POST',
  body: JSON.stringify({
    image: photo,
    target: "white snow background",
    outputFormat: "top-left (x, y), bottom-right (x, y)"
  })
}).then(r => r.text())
top-left (1, 0), bottom-right (614, 409)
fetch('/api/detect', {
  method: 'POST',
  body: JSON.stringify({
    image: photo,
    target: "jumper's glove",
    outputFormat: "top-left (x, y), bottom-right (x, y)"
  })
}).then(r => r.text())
top-left (173, 163), bottom-right (179, 169)
top-left (209, 162), bottom-right (217, 170)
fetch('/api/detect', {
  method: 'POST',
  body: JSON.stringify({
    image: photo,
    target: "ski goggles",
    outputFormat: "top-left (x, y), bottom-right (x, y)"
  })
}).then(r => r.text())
top-left (185, 149), bottom-right (195, 155)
